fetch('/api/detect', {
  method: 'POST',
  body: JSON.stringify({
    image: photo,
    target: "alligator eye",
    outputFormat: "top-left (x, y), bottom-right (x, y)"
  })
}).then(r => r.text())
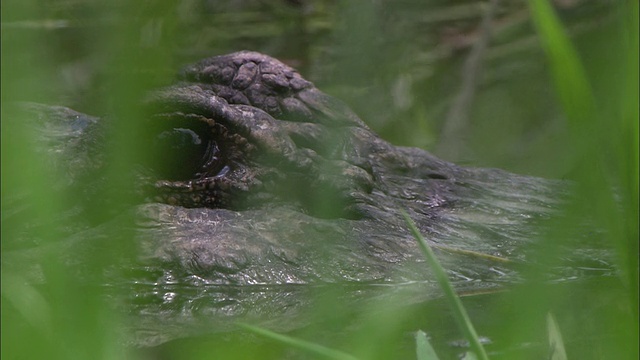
top-left (145, 118), bottom-right (220, 181)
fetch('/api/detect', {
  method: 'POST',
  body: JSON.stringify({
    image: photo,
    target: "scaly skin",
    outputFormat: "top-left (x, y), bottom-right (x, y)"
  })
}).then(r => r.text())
top-left (125, 51), bottom-right (562, 285)
top-left (6, 51), bottom-right (585, 346)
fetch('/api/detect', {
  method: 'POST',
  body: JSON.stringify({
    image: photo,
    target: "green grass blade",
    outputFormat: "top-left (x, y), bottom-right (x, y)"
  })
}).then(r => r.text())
top-left (415, 330), bottom-right (441, 360)
top-left (431, 244), bottom-right (511, 263)
top-left (530, 0), bottom-right (638, 317)
top-left (237, 323), bottom-right (359, 360)
top-left (527, 0), bottom-right (595, 125)
top-left (461, 352), bottom-right (479, 360)
top-left (402, 212), bottom-right (489, 360)
top-left (546, 312), bottom-right (568, 360)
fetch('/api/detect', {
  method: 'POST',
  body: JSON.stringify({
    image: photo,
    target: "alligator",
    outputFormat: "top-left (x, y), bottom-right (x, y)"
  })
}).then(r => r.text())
top-left (4, 51), bottom-right (606, 346)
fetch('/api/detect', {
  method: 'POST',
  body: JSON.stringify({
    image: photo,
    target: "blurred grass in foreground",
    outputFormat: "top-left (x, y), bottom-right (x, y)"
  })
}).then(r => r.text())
top-left (404, 213), bottom-right (489, 360)
top-left (2, 0), bottom-right (638, 359)
top-left (528, 0), bottom-right (638, 340)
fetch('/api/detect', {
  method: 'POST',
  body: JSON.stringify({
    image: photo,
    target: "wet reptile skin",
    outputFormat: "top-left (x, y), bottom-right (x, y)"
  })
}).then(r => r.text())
top-left (10, 50), bottom-right (568, 284)
top-left (6, 51), bottom-right (609, 346)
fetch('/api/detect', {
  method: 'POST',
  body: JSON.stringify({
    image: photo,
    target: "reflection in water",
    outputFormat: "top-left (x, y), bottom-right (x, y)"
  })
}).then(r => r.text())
top-left (122, 274), bottom-right (622, 360)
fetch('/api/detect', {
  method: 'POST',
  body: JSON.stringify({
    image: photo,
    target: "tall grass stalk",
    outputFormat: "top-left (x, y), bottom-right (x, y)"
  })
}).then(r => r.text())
top-left (238, 323), bottom-right (359, 360)
top-left (415, 330), bottom-right (441, 360)
top-left (527, 0), bottom-right (638, 358)
top-left (402, 212), bottom-right (489, 360)
top-left (546, 312), bottom-right (567, 360)
top-left (528, 0), bottom-right (638, 310)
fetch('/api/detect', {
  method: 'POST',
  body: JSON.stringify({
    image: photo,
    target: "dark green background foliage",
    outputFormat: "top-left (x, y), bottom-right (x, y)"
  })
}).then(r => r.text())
top-left (2, 0), bottom-right (637, 359)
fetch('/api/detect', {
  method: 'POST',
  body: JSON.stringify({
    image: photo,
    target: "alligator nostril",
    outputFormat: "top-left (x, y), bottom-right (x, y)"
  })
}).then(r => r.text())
top-left (426, 172), bottom-right (448, 180)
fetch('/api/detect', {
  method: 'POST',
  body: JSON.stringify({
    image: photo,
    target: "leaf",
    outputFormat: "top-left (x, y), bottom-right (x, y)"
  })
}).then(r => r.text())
top-left (527, 0), bottom-right (595, 128)
top-left (461, 351), bottom-right (479, 360)
top-left (546, 312), bottom-right (568, 360)
top-left (403, 212), bottom-right (490, 360)
top-left (415, 330), bottom-right (441, 360)
top-left (238, 323), bottom-right (359, 360)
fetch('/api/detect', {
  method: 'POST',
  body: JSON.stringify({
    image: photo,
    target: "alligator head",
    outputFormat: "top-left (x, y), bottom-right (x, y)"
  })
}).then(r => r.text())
top-left (7, 51), bottom-right (601, 346)
top-left (98, 51), bottom-right (558, 286)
